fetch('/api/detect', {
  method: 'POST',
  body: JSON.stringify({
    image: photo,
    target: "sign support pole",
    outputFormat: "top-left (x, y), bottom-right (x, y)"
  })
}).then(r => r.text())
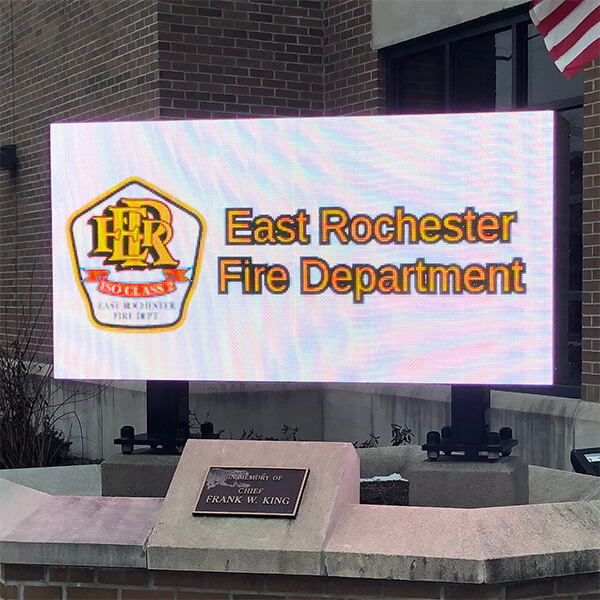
top-left (114, 381), bottom-right (190, 454)
top-left (422, 385), bottom-right (517, 461)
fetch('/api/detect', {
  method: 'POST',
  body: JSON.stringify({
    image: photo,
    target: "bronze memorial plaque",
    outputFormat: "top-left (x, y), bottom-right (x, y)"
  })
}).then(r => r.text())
top-left (193, 466), bottom-right (310, 517)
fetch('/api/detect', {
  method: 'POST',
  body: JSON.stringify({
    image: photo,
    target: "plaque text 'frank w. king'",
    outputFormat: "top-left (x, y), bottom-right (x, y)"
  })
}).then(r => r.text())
top-left (193, 467), bottom-right (309, 517)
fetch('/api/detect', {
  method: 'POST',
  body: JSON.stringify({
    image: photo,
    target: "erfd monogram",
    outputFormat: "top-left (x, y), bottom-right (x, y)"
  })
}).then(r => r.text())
top-left (89, 198), bottom-right (179, 269)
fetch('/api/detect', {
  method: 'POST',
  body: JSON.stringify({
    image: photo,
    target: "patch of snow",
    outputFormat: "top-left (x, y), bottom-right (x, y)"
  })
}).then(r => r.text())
top-left (360, 473), bottom-right (407, 482)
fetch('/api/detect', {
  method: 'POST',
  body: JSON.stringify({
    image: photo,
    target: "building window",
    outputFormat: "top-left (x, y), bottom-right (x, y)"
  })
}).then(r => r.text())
top-left (454, 28), bottom-right (513, 111)
top-left (386, 6), bottom-right (583, 393)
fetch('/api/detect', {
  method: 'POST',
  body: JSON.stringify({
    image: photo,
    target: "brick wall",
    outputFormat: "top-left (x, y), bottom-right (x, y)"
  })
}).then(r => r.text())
top-left (0, 0), bottom-right (160, 361)
top-left (1, 565), bottom-right (599, 600)
top-left (582, 56), bottom-right (600, 402)
top-left (156, 0), bottom-right (326, 119)
top-left (323, 0), bottom-right (385, 115)
top-left (155, 0), bottom-right (385, 120)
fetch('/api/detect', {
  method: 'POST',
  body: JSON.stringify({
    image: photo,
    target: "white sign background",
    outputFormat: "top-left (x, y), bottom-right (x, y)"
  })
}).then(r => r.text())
top-left (51, 112), bottom-right (556, 384)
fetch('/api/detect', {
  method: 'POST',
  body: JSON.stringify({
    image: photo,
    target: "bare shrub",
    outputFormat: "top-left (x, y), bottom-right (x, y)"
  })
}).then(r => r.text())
top-left (0, 284), bottom-right (102, 468)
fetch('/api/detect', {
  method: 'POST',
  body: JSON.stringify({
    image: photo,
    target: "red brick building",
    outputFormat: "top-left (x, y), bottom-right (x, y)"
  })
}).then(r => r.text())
top-left (0, 0), bottom-right (384, 351)
top-left (0, 1), bottom-right (598, 460)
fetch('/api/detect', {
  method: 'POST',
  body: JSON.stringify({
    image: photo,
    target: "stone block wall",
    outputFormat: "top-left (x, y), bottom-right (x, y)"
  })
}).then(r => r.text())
top-left (1, 565), bottom-right (599, 600)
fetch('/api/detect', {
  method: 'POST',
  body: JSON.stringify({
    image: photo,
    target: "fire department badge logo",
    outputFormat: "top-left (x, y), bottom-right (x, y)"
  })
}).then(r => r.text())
top-left (68, 177), bottom-right (205, 331)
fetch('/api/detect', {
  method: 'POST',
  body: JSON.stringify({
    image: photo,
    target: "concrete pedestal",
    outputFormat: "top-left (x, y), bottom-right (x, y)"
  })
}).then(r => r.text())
top-left (407, 455), bottom-right (528, 508)
top-left (101, 451), bottom-right (180, 497)
top-left (147, 440), bottom-right (360, 575)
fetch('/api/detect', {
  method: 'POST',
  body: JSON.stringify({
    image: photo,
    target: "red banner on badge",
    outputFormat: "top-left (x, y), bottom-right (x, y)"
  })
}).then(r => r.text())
top-left (83, 269), bottom-right (189, 298)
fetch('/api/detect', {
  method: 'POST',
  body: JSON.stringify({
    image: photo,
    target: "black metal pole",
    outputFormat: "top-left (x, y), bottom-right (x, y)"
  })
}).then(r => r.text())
top-left (147, 381), bottom-right (190, 452)
top-left (450, 385), bottom-right (490, 447)
top-left (115, 381), bottom-right (190, 453)
top-left (422, 384), bottom-right (517, 461)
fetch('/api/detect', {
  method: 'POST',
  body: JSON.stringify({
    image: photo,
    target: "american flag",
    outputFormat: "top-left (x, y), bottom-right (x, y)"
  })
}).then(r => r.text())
top-left (530, 0), bottom-right (600, 78)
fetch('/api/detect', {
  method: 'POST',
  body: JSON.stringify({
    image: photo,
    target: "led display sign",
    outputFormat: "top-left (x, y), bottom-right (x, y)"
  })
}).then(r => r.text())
top-left (51, 112), bottom-right (559, 383)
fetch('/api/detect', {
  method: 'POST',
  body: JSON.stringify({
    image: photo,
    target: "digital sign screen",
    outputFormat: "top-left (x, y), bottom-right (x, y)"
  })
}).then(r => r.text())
top-left (51, 112), bottom-right (558, 383)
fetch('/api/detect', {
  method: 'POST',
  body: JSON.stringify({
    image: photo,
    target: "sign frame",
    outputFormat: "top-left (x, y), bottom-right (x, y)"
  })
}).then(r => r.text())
top-left (193, 466), bottom-right (310, 517)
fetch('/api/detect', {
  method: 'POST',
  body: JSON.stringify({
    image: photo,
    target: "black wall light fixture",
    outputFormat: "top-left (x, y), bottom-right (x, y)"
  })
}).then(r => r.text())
top-left (0, 145), bottom-right (17, 170)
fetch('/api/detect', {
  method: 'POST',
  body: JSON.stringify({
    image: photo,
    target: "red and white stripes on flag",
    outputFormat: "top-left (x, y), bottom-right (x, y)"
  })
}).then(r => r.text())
top-left (530, 0), bottom-right (600, 78)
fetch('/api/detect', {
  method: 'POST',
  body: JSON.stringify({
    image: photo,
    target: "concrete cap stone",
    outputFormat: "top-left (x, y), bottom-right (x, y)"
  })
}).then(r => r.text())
top-left (147, 440), bottom-right (359, 575)
top-left (0, 479), bottom-right (49, 538)
top-left (324, 500), bottom-right (600, 583)
top-left (0, 478), bottom-right (163, 568)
